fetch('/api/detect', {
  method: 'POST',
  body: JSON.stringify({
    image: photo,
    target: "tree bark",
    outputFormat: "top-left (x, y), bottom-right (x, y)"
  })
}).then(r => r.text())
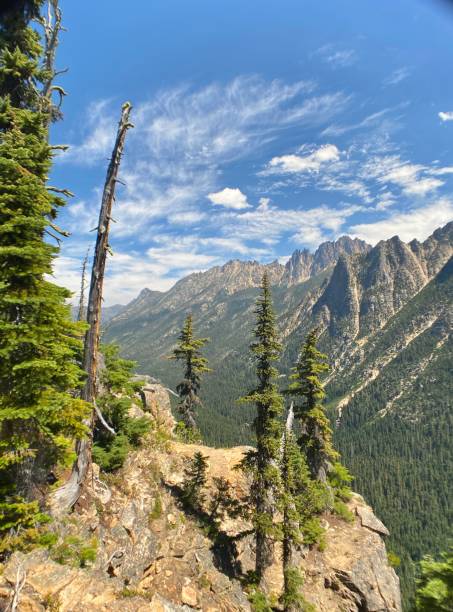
top-left (50, 102), bottom-right (133, 514)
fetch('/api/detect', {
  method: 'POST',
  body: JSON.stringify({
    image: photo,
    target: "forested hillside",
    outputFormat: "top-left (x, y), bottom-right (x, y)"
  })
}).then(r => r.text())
top-left (104, 223), bottom-right (452, 606)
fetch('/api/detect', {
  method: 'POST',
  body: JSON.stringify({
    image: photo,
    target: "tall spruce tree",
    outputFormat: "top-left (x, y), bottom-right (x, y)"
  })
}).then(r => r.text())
top-left (240, 273), bottom-right (283, 584)
top-left (287, 329), bottom-right (338, 483)
top-left (0, 1), bottom-right (87, 549)
top-left (170, 314), bottom-right (210, 432)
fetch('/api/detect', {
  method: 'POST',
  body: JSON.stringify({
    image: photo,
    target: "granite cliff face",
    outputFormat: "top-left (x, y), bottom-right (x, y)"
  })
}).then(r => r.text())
top-left (282, 236), bottom-right (370, 286)
top-left (0, 386), bottom-right (401, 612)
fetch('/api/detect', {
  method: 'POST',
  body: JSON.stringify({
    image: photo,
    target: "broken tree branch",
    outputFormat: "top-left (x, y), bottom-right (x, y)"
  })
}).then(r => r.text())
top-left (6, 563), bottom-right (26, 612)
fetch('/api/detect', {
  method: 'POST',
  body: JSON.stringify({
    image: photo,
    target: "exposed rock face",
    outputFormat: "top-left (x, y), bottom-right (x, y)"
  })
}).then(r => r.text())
top-left (0, 384), bottom-right (401, 611)
top-left (283, 236), bottom-right (371, 286)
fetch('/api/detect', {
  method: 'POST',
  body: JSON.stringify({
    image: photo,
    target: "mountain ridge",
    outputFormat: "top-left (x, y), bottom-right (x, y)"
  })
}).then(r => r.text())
top-left (104, 221), bottom-right (452, 607)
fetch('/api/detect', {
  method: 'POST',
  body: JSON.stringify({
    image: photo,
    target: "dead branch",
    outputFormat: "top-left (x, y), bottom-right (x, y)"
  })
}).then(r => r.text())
top-left (6, 563), bottom-right (26, 612)
top-left (77, 248), bottom-right (89, 322)
top-left (36, 0), bottom-right (65, 117)
top-left (48, 186), bottom-right (75, 198)
top-left (93, 399), bottom-right (116, 436)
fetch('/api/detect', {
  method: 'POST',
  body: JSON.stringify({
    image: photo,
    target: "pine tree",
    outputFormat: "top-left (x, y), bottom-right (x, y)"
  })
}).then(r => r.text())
top-left (0, 1), bottom-right (87, 549)
top-left (181, 451), bottom-right (208, 512)
top-left (287, 329), bottom-right (338, 483)
top-left (170, 314), bottom-right (210, 433)
top-left (240, 273), bottom-right (283, 584)
top-left (287, 330), bottom-right (353, 520)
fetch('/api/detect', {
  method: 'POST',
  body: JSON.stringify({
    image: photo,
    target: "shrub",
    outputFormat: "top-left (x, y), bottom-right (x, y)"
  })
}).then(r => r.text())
top-left (51, 535), bottom-right (98, 568)
top-left (333, 499), bottom-right (355, 523)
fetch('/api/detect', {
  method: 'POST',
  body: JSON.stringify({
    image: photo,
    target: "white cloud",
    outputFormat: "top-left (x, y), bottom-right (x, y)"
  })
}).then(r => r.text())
top-left (226, 202), bottom-right (360, 249)
top-left (350, 199), bottom-right (453, 244)
top-left (325, 49), bottom-right (357, 67)
top-left (439, 111), bottom-right (453, 122)
top-left (382, 164), bottom-right (443, 196)
top-left (99, 76), bottom-right (350, 237)
top-left (430, 166), bottom-right (453, 175)
top-left (57, 100), bottom-right (116, 165)
top-left (208, 187), bottom-right (250, 209)
top-left (383, 67), bottom-right (411, 87)
top-left (362, 157), bottom-right (445, 197)
top-left (167, 210), bottom-right (207, 225)
top-left (314, 45), bottom-right (357, 68)
top-left (265, 144), bottom-right (340, 174)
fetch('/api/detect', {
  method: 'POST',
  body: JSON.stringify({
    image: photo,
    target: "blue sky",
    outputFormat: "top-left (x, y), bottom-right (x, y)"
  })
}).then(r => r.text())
top-left (50, 0), bottom-right (453, 304)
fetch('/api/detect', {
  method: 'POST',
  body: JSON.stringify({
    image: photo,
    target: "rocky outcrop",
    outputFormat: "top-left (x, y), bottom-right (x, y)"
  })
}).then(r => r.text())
top-left (0, 384), bottom-right (401, 612)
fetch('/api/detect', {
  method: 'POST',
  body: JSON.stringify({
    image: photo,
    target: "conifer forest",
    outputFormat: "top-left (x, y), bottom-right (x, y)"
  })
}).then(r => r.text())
top-left (0, 2), bottom-right (452, 611)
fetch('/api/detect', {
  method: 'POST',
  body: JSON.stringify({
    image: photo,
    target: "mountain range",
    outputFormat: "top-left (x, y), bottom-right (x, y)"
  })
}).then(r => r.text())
top-left (104, 221), bottom-right (453, 605)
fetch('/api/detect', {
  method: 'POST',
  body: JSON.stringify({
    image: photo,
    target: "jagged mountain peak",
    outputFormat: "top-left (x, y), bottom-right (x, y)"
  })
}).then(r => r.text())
top-left (283, 234), bottom-right (371, 285)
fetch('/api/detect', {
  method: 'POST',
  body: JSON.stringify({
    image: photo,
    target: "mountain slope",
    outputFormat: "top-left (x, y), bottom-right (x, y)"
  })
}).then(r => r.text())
top-left (104, 222), bottom-right (452, 607)
top-left (332, 256), bottom-right (452, 605)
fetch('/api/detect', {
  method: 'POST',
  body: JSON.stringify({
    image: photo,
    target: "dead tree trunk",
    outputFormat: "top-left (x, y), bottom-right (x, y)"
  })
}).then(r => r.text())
top-left (50, 103), bottom-right (133, 514)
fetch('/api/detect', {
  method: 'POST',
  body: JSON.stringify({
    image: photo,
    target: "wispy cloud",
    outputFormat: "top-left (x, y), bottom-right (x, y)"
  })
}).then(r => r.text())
top-left (96, 76), bottom-right (350, 237)
top-left (314, 44), bottom-right (357, 68)
top-left (383, 67), bottom-right (411, 87)
top-left (361, 156), bottom-right (445, 196)
top-left (350, 199), bottom-right (453, 244)
top-left (56, 100), bottom-right (116, 165)
top-left (221, 200), bottom-right (361, 249)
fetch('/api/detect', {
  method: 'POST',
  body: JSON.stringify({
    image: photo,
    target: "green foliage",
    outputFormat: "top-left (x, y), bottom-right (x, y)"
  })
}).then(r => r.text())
top-left (181, 451), bottom-right (208, 512)
top-left (240, 274), bottom-right (284, 580)
top-left (281, 566), bottom-right (315, 612)
top-left (170, 313), bottom-right (210, 431)
top-left (149, 494), bottom-right (163, 521)
top-left (0, 0), bottom-right (89, 545)
top-left (301, 516), bottom-right (325, 548)
top-left (51, 535), bottom-right (98, 568)
top-left (333, 500), bottom-right (354, 523)
top-left (0, 519), bottom-right (56, 557)
top-left (174, 419), bottom-right (202, 444)
top-left (416, 548), bottom-right (453, 611)
top-left (247, 586), bottom-right (273, 612)
top-left (92, 344), bottom-right (150, 471)
top-left (388, 551), bottom-right (402, 568)
top-left (287, 329), bottom-right (338, 482)
top-left (208, 476), bottom-right (241, 524)
top-left (329, 461), bottom-right (353, 502)
top-left (331, 261), bottom-right (453, 607)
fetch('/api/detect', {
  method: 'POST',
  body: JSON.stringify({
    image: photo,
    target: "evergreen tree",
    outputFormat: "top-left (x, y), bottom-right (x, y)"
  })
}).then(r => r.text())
top-left (416, 548), bottom-right (453, 611)
top-left (280, 426), bottom-right (306, 611)
top-left (181, 451), bottom-right (208, 512)
top-left (92, 344), bottom-right (149, 472)
top-left (287, 329), bottom-right (338, 483)
top-left (0, 1), bottom-right (87, 549)
top-left (240, 273), bottom-right (283, 584)
top-left (170, 314), bottom-right (210, 432)
top-left (279, 405), bottom-right (321, 611)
